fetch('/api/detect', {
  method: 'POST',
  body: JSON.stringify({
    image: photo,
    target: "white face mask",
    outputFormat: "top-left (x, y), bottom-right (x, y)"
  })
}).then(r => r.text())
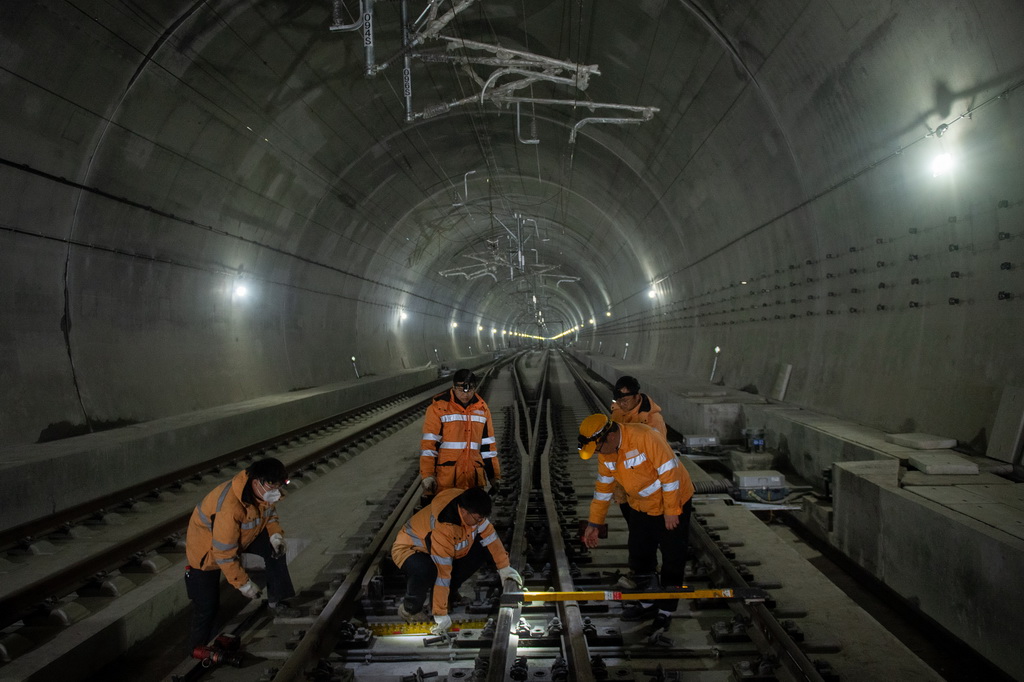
top-left (255, 479), bottom-right (283, 503)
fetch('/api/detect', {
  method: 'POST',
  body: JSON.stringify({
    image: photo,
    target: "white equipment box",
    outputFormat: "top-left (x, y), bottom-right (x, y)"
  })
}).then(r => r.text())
top-left (733, 470), bottom-right (789, 502)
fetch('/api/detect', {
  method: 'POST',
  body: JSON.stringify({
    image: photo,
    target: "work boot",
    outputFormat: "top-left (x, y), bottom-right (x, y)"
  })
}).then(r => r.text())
top-left (615, 572), bottom-right (638, 590)
top-left (398, 602), bottom-right (427, 623)
top-left (620, 601), bottom-right (658, 621)
top-left (448, 590), bottom-right (471, 611)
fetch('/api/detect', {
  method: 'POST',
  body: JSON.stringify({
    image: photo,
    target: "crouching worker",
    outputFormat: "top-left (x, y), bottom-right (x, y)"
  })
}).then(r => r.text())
top-left (391, 487), bottom-right (523, 636)
top-left (184, 457), bottom-right (298, 650)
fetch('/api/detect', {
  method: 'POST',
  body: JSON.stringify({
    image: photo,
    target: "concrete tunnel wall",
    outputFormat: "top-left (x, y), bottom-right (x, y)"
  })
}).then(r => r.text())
top-left (1, 1), bottom-right (1023, 450)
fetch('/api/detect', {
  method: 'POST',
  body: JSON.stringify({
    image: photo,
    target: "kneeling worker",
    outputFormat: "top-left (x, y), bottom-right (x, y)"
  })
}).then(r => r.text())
top-left (578, 414), bottom-right (695, 630)
top-left (391, 487), bottom-right (523, 636)
top-left (184, 457), bottom-right (298, 650)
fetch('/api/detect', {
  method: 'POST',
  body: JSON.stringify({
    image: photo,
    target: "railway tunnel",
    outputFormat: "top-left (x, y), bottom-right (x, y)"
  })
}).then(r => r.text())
top-left (1, 1), bottom-right (1023, 680)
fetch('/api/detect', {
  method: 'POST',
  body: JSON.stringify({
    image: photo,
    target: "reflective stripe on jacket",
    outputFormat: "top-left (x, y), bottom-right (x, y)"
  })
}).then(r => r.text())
top-left (391, 488), bottom-right (510, 616)
top-left (185, 470), bottom-right (284, 588)
top-left (588, 422), bottom-right (694, 524)
top-left (419, 390), bottom-right (501, 490)
top-left (610, 393), bottom-right (667, 438)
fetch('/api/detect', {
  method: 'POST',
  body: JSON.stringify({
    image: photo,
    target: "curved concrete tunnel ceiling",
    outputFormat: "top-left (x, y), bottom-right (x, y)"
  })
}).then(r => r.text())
top-left (1, 1), bottom-right (1023, 448)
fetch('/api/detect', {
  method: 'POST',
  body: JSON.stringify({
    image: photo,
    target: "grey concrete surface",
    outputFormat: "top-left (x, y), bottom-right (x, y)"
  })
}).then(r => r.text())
top-left (2, 0), bottom-right (1024, 678)
top-left (1, 1), bottom-right (1023, 451)
top-left (0, 368), bottom-right (436, 535)
top-left (834, 460), bottom-right (1024, 679)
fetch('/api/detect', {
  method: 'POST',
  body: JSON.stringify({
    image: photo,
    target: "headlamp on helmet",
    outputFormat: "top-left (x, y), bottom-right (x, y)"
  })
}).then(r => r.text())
top-left (577, 413), bottom-right (612, 460)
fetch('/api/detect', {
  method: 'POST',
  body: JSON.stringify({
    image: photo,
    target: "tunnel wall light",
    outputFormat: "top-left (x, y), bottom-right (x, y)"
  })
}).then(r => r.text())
top-left (351, 356), bottom-right (360, 379)
top-left (622, 342), bottom-right (629, 360)
top-left (931, 152), bottom-right (954, 177)
top-left (710, 346), bottom-right (721, 382)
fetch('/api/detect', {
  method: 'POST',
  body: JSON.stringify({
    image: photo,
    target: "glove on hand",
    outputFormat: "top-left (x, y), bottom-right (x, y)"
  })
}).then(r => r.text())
top-left (238, 580), bottom-right (261, 600)
top-left (488, 479), bottom-right (502, 496)
top-left (498, 566), bottom-right (524, 590)
top-left (270, 533), bottom-right (287, 559)
top-left (421, 476), bottom-right (437, 494)
top-left (430, 614), bottom-right (453, 636)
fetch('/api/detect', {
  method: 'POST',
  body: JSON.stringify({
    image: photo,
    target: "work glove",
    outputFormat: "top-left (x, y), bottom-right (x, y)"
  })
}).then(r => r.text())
top-left (421, 476), bottom-right (437, 494)
top-left (488, 479), bottom-right (502, 497)
top-left (429, 614), bottom-right (452, 636)
top-left (270, 533), bottom-right (287, 559)
top-left (498, 566), bottom-right (524, 590)
top-left (238, 580), bottom-right (261, 600)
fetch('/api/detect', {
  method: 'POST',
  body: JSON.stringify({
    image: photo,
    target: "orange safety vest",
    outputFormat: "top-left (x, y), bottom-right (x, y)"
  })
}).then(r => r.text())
top-left (185, 470), bottom-right (284, 588)
top-left (419, 390), bottom-right (501, 491)
top-left (588, 423), bottom-right (694, 524)
top-left (392, 488), bottom-right (510, 616)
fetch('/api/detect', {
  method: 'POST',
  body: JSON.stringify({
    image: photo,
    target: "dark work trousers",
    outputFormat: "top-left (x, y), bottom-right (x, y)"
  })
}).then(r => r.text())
top-left (400, 541), bottom-right (487, 613)
top-left (184, 529), bottom-right (296, 649)
top-left (625, 498), bottom-right (693, 611)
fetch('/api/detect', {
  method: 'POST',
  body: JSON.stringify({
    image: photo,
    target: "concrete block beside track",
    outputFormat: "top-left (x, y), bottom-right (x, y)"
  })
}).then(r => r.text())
top-left (833, 460), bottom-right (1024, 680)
top-left (0, 368), bottom-right (438, 535)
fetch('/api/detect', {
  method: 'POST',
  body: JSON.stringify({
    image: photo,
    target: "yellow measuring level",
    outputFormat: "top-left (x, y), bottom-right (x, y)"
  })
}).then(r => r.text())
top-left (501, 587), bottom-right (768, 604)
top-left (366, 619), bottom-right (491, 636)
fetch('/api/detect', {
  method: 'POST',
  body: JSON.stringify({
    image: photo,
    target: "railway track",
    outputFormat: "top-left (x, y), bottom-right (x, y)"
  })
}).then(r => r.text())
top-left (2, 350), bottom-right (944, 681)
top-left (153, 350), bottom-right (829, 682)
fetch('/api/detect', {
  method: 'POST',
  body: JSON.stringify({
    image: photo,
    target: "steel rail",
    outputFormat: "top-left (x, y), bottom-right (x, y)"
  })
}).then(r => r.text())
top-left (485, 359), bottom-right (532, 682)
top-left (0, 380), bottom-right (445, 550)
top-left (560, 350), bottom-right (824, 679)
top-left (0, 398), bottom-right (433, 629)
top-left (173, 362), bottom-right (516, 681)
top-left (688, 497), bottom-right (827, 681)
top-left (271, 473), bottom-right (422, 682)
top-left (538, 397), bottom-right (595, 681)
top-left (2, 360), bottom-right (521, 632)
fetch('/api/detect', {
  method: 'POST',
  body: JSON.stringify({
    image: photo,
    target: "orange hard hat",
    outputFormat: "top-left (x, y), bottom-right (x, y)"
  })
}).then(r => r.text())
top-left (578, 413), bottom-right (612, 460)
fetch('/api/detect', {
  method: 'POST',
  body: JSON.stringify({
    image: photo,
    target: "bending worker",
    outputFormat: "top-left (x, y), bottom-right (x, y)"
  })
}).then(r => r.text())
top-left (420, 369), bottom-right (501, 496)
top-left (578, 414), bottom-right (695, 631)
top-left (391, 487), bottom-right (523, 635)
top-left (184, 457), bottom-right (298, 650)
top-left (610, 375), bottom-right (668, 521)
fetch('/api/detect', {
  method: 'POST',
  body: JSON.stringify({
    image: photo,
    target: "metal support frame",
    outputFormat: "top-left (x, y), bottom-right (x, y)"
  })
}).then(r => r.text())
top-left (333, 2), bottom-right (658, 142)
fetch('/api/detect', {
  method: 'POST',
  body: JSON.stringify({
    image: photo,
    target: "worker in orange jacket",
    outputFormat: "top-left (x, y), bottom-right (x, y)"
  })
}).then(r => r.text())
top-left (419, 369), bottom-right (501, 495)
top-left (184, 458), bottom-right (297, 649)
top-left (610, 375), bottom-right (668, 520)
top-left (578, 414), bottom-right (695, 631)
top-left (391, 487), bottom-right (523, 636)
top-left (611, 375), bottom-right (667, 437)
